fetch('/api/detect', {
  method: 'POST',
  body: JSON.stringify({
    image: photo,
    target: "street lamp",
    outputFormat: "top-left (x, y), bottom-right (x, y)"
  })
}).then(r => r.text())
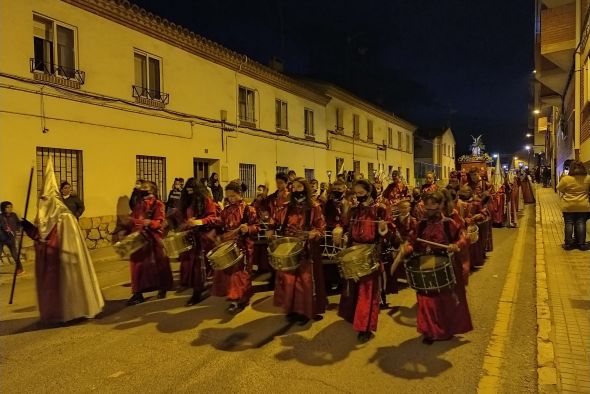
top-left (327, 170), bottom-right (332, 184)
top-left (525, 145), bottom-right (532, 167)
top-left (526, 133), bottom-right (532, 137)
top-left (492, 153), bottom-right (498, 159)
top-left (533, 109), bottom-right (540, 115)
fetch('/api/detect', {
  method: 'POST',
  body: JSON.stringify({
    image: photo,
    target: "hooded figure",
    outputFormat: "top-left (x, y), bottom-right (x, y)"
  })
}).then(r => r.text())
top-left (22, 158), bottom-right (104, 324)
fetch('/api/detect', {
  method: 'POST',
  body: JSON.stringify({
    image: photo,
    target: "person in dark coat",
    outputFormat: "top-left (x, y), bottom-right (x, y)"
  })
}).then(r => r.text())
top-left (60, 181), bottom-right (85, 218)
top-left (0, 201), bottom-right (24, 274)
top-left (209, 173), bottom-right (224, 203)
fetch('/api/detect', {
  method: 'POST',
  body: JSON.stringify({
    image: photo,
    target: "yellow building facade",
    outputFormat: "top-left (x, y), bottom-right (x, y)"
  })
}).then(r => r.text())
top-left (0, 0), bottom-right (415, 247)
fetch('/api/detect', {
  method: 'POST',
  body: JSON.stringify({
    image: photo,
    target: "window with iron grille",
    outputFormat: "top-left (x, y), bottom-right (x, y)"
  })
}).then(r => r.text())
top-left (136, 155), bottom-right (166, 200)
top-left (407, 134), bottom-right (412, 153)
top-left (239, 86), bottom-right (256, 124)
top-left (368, 162), bottom-right (375, 181)
top-left (304, 168), bottom-right (315, 181)
top-left (353, 160), bottom-right (361, 176)
top-left (239, 163), bottom-right (256, 199)
top-left (397, 131), bottom-right (402, 150)
top-left (275, 99), bottom-right (288, 131)
top-left (387, 127), bottom-right (393, 148)
top-left (36, 147), bottom-right (83, 199)
top-left (276, 166), bottom-right (289, 175)
top-left (353, 114), bottom-right (360, 139)
top-left (304, 108), bottom-right (314, 136)
top-left (133, 50), bottom-right (166, 102)
top-left (336, 157), bottom-right (344, 175)
top-left (367, 120), bottom-right (373, 142)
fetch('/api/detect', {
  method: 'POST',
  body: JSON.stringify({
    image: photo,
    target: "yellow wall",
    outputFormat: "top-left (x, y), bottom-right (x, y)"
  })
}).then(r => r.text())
top-left (0, 0), bottom-right (415, 219)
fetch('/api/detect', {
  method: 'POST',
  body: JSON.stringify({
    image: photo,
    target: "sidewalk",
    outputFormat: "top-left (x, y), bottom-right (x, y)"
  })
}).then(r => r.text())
top-left (536, 187), bottom-right (590, 393)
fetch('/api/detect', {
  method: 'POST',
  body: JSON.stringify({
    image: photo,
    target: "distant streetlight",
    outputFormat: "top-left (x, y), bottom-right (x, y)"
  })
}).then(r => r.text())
top-left (533, 109), bottom-right (540, 115)
top-left (514, 156), bottom-right (518, 160)
top-left (533, 70), bottom-right (537, 74)
top-left (525, 145), bottom-right (531, 150)
top-left (526, 133), bottom-right (533, 137)
top-left (493, 153), bottom-right (498, 158)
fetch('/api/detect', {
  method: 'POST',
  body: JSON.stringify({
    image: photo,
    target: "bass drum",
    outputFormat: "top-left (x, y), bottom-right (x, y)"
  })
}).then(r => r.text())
top-left (404, 254), bottom-right (456, 294)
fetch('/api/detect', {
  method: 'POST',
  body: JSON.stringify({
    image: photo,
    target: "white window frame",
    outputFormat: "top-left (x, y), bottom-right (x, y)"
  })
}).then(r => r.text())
top-left (32, 14), bottom-right (78, 78)
top-left (304, 108), bottom-right (314, 136)
top-left (275, 99), bottom-right (288, 131)
top-left (133, 49), bottom-right (163, 98)
top-left (238, 86), bottom-right (256, 123)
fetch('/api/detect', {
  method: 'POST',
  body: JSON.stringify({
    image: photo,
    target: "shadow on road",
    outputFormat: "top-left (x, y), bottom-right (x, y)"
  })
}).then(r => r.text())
top-left (191, 314), bottom-right (307, 351)
top-left (274, 320), bottom-right (359, 366)
top-left (94, 296), bottom-right (235, 332)
top-left (369, 336), bottom-right (469, 379)
top-left (390, 304), bottom-right (418, 328)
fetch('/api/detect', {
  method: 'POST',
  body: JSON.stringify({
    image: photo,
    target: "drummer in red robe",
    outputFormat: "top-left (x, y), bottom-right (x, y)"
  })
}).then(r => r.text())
top-left (401, 190), bottom-right (473, 344)
top-left (273, 177), bottom-right (326, 325)
top-left (322, 180), bottom-right (349, 293)
top-left (267, 172), bottom-right (290, 229)
top-left (442, 188), bottom-right (470, 283)
top-left (338, 180), bottom-right (398, 343)
top-left (211, 182), bottom-right (259, 314)
top-left (389, 199), bottom-right (418, 294)
top-left (457, 186), bottom-right (486, 270)
top-left (251, 184), bottom-right (273, 277)
top-left (127, 181), bottom-right (173, 305)
top-left (169, 178), bottom-right (220, 306)
top-left (383, 170), bottom-right (410, 206)
top-left (410, 187), bottom-right (426, 221)
top-left (420, 171), bottom-right (439, 194)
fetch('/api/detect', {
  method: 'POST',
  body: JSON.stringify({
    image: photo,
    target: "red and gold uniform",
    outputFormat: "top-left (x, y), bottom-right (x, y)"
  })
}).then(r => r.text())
top-left (338, 201), bottom-right (395, 333)
top-left (273, 201), bottom-right (327, 320)
top-left (129, 196), bottom-right (173, 294)
top-left (406, 215), bottom-right (473, 341)
top-left (212, 200), bottom-right (258, 304)
top-left (383, 180), bottom-right (410, 206)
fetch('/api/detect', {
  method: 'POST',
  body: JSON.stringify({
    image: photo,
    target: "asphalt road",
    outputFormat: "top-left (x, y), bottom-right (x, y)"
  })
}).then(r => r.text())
top-left (0, 206), bottom-right (536, 394)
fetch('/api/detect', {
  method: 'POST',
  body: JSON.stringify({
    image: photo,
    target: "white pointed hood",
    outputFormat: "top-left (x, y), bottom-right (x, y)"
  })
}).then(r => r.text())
top-left (492, 156), bottom-right (503, 188)
top-left (36, 158), bottom-right (69, 240)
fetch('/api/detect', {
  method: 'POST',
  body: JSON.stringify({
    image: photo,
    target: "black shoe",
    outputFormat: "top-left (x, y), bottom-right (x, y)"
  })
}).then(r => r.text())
top-left (226, 303), bottom-right (245, 315)
top-left (126, 293), bottom-right (144, 306)
top-left (286, 313), bottom-right (299, 323)
top-left (578, 243), bottom-right (590, 251)
top-left (422, 336), bottom-right (434, 345)
top-left (357, 331), bottom-right (373, 343)
top-left (296, 315), bottom-right (311, 326)
top-left (562, 244), bottom-right (576, 251)
top-left (157, 290), bottom-right (167, 299)
top-left (379, 302), bottom-right (389, 310)
top-left (185, 292), bottom-right (202, 306)
top-left (313, 314), bottom-right (324, 322)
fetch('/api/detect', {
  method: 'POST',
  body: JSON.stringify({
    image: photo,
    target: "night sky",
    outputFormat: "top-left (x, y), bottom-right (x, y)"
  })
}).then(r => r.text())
top-left (135, 0), bottom-right (535, 156)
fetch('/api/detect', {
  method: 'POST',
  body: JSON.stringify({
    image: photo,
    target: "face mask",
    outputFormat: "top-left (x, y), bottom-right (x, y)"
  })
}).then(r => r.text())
top-left (332, 191), bottom-right (344, 200)
top-left (139, 190), bottom-right (150, 198)
top-left (292, 191), bottom-right (306, 201)
top-left (426, 208), bottom-right (439, 218)
top-left (356, 195), bottom-right (369, 203)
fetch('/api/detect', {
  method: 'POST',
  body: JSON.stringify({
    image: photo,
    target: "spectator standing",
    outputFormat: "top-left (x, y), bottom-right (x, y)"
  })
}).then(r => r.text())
top-left (209, 173), bottom-right (224, 203)
top-left (0, 201), bottom-right (24, 274)
top-left (60, 181), bottom-right (85, 218)
top-left (166, 178), bottom-right (184, 215)
top-left (556, 160), bottom-right (590, 251)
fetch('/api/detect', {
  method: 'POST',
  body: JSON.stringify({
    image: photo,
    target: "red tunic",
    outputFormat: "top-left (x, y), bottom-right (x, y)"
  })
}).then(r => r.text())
top-left (411, 200), bottom-right (426, 221)
top-left (420, 183), bottom-right (439, 194)
top-left (251, 198), bottom-right (272, 272)
top-left (273, 202), bottom-right (327, 319)
top-left (129, 197), bottom-right (173, 294)
top-left (338, 202), bottom-right (394, 332)
top-left (383, 181), bottom-right (410, 206)
top-left (177, 198), bottom-right (220, 291)
top-left (267, 189), bottom-right (290, 225)
top-left (458, 199), bottom-right (485, 269)
top-left (211, 201), bottom-right (258, 303)
top-left (408, 216), bottom-right (473, 340)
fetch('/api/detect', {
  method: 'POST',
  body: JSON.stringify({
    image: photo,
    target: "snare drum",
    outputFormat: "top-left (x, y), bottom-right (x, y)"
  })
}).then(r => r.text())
top-left (162, 230), bottom-right (193, 258)
top-left (467, 225), bottom-right (479, 243)
top-left (336, 244), bottom-right (379, 282)
top-left (267, 237), bottom-right (305, 271)
top-left (404, 254), bottom-right (456, 294)
top-left (320, 230), bottom-right (344, 262)
top-left (113, 231), bottom-right (148, 259)
top-left (206, 241), bottom-right (243, 271)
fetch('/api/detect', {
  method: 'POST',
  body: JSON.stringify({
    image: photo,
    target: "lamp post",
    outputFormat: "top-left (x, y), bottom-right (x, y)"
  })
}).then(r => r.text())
top-left (327, 170), bottom-right (332, 185)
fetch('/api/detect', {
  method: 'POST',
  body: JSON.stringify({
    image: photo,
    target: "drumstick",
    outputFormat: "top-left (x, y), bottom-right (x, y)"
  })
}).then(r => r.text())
top-left (416, 238), bottom-right (454, 250)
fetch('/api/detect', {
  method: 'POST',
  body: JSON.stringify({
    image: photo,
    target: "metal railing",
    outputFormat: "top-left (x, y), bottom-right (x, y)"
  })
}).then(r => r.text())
top-left (132, 85), bottom-right (170, 105)
top-left (30, 58), bottom-right (85, 85)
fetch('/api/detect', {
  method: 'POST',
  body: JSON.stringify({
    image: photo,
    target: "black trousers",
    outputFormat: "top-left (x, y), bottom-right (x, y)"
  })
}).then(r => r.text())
top-left (1, 238), bottom-right (23, 270)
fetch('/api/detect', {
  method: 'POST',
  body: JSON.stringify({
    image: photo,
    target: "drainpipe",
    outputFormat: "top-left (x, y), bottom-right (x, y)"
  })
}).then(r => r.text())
top-left (575, 0), bottom-right (582, 160)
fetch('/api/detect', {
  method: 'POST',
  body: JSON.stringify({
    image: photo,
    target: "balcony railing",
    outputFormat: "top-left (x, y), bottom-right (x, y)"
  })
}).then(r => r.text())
top-left (30, 58), bottom-right (85, 85)
top-left (132, 85), bottom-right (170, 105)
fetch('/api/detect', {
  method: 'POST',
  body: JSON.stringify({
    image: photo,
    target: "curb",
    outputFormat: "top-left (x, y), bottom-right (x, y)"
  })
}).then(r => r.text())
top-left (535, 193), bottom-right (559, 393)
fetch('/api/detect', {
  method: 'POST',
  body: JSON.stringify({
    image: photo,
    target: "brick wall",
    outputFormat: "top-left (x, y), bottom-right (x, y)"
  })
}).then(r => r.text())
top-left (541, 3), bottom-right (576, 50)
